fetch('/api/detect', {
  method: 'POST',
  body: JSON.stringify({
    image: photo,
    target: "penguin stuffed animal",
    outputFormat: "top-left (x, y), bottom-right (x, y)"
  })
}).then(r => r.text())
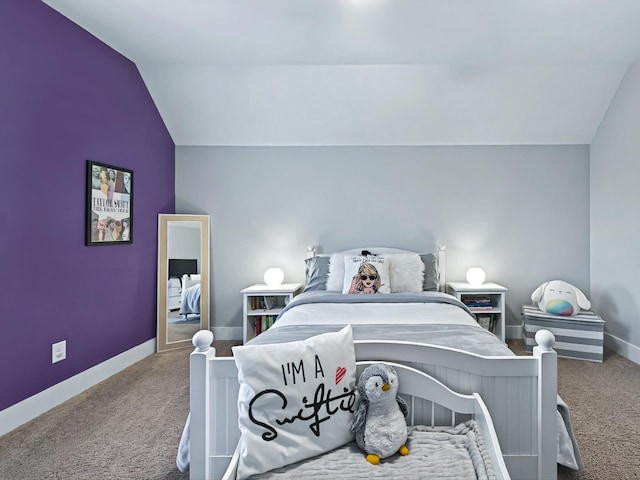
top-left (350, 363), bottom-right (409, 464)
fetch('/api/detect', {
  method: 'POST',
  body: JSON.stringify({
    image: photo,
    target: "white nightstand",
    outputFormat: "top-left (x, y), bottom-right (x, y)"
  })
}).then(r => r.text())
top-left (446, 282), bottom-right (508, 342)
top-left (167, 278), bottom-right (181, 311)
top-left (241, 283), bottom-right (303, 343)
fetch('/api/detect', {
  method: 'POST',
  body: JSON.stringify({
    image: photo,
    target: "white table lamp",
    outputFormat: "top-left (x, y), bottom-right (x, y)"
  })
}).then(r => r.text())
top-left (264, 267), bottom-right (284, 287)
top-left (466, 267), bottom-right (486, 286)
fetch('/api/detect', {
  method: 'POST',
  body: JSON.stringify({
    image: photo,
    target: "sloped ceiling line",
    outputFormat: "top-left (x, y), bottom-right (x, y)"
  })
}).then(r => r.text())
top-left (42, 0), bottom-right (640, 145)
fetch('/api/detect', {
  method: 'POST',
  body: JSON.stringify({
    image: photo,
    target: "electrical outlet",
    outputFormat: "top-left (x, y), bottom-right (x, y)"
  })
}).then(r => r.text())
top-left (52, 340), bottom-right (66, 364)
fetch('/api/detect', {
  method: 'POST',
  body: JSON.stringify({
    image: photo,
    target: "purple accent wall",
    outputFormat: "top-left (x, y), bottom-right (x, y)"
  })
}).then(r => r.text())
top-left (0, 1), bottom-right (175, 411)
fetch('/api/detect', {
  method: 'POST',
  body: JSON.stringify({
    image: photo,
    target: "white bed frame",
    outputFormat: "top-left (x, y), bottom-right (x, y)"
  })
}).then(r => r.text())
top-left (222, 359), bottom-right (511, 479)
top-left (188, 329), bottom-right (557, 480)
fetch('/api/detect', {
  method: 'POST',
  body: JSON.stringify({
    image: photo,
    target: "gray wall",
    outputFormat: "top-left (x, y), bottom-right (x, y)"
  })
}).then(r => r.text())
top-left (176, 145), bottom-right (590, 339)
top-left (591, 59), bottom-right (640, 357)
top-left (168, 223), bottom-right (202, 273)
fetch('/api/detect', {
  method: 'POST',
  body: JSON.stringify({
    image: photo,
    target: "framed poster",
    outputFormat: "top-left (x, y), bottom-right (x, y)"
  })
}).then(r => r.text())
top-left (86, 160), bottom-right (133, 245)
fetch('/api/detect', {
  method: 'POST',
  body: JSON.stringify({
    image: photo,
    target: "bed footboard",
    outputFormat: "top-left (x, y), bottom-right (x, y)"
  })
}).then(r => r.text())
top-left (189, 330), bottom-right (557, 480)
top-left (223, 360), bottom-right (511, 479)
top-left (190, 331), bottom-right (240, 480)
top-left (353, 333), bottom-right (558, 480)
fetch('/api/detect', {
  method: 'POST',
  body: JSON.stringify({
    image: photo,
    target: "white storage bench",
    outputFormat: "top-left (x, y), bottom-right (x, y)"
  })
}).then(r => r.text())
top-left (522, 305), bottom-right (604, 362)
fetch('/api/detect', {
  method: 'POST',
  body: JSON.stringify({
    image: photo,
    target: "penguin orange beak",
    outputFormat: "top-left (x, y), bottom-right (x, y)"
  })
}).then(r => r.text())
top-left (382, 383), bottom-right (390, 391)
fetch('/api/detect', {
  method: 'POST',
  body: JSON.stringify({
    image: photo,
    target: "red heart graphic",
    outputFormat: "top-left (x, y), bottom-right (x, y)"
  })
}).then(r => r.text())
top-left (335, 366), bottom-right (346, 385)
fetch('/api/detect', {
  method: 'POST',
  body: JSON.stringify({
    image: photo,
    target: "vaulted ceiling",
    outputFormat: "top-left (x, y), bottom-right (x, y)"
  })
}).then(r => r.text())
top-left (43, 0), bottom-right (640, 146)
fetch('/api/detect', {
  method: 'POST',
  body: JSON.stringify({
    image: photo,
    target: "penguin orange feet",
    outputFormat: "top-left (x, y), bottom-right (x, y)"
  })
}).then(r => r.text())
top-left (398, 445), bottom-right (409, 456)
top-left (366, 454), bottom-right (381, 465)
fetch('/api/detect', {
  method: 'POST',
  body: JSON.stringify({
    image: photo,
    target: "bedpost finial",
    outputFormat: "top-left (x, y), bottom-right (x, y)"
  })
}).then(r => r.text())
top-left (535, 329), bottom-right (555, 351)
top-left (193, 329), bottom-right (214, 351)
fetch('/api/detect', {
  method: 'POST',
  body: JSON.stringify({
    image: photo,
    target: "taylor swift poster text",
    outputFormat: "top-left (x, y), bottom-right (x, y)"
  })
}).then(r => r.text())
top-left (86, 160), bottom-right (133, 245)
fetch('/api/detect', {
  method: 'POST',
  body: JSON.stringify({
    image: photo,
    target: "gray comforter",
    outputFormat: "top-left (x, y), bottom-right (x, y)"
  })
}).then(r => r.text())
top-left (253, 291), bottom-right (510, 355)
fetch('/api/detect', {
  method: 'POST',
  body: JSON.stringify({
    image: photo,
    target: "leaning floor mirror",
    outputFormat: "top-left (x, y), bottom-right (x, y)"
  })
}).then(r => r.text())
top-left (157, 214), bottom-right (210, 352)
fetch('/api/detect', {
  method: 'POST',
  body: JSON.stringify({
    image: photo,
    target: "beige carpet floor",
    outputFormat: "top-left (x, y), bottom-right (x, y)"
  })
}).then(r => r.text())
top-left (1, 339), bottom-right (639, 479)
top-left (520, 342), bottom-right (640, 480)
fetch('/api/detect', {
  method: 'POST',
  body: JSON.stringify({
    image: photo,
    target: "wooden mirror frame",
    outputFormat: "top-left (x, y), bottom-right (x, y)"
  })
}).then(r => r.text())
top-left (157, 214), bottom-right (210, 352)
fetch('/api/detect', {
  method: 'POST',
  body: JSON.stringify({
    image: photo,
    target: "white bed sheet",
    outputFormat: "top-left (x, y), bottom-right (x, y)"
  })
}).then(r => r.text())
top-left (272, 302), bottom-right (479, 328)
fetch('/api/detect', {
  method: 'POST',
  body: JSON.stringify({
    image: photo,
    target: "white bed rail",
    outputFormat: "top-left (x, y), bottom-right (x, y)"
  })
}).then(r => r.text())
top-left (189, 330), bottom-right (556, 480)
top-left (190, 330), bottom-right (242, 480)
top-left (358, 360), bottom-right (510, 479)
top-left (533, 329), bottom-right (558, 480)
top-left (222, 360), bottom-right (510, 480)
top-left (354, 335), bottom-right (558, 480)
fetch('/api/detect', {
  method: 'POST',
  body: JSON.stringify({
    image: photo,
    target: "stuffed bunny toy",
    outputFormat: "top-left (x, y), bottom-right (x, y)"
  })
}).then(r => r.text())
top-left (531, 280), bottom-right (591, 316)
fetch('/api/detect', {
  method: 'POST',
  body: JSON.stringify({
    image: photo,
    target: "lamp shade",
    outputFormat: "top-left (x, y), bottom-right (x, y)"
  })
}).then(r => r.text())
top-left (264, 267), bottom-right (284, 287)
top-left (466, 267), bottom-right (486, 286)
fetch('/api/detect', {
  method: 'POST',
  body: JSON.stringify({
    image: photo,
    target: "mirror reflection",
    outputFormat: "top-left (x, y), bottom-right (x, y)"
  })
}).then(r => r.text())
top-left (167, 223), bottom-right (202, 342)
top-left (157, 214), bottom-right (210, 352)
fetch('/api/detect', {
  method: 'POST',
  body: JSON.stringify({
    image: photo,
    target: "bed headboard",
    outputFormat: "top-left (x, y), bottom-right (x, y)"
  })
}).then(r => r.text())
top-left (168, 258), bottom-right (198, 279)
top-left (308, 245), bottom-right (446, 291)
top-left (436, 244), bottom-right (446, 292)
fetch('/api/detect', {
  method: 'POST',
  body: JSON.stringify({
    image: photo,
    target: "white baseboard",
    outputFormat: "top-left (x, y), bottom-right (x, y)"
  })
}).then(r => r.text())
top-left (506, 324), bottom-right (522, 340)
top-left (0, 338), bottom-right (156, 437)
top-left (604, 332), bottom-right (640, 366)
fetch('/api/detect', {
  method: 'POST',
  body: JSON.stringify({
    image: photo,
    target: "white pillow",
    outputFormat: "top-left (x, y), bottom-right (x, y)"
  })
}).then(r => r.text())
top-left (342, 255), bottom-right (391, 294)
top-left (181, 274), bottom-right (200, 290)
top-left (388, 253), bottom-right (425, 293)
top-left (232, 326), bottom-right (357, 479)
top-left (325, 252), bottom-right (346, 291)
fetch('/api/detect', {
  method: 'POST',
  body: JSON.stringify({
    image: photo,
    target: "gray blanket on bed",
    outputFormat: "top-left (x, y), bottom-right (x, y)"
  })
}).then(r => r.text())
top-left (252, 291), bottom-right (511, 355)
top-left (250, 323), bottom-right (511, 356)
top-left (251, 421), bottom-right (498, 480)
